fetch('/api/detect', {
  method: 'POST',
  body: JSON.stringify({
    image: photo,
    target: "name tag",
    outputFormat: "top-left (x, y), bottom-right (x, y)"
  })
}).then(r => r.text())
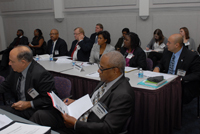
top-left (185, 42), bottom-right (190, 46)
top-left (55, 50), bottom-right (59, 55)
top-left (27, 88), bottom-right (39, 99)
top-left (126, 53), bottom-right (134, 59)
top-left (92, 102), bottom-right (108, 119)
top-left (73, 63), bottom-right (83, 72)
top-left (177, 69), bottom-right (186, 76)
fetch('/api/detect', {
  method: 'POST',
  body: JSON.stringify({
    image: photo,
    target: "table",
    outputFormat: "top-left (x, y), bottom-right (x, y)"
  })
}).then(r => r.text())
top-left (0, 108), bottom-right (59, 134)
top-left (38, 60), bottom-right (182, 134)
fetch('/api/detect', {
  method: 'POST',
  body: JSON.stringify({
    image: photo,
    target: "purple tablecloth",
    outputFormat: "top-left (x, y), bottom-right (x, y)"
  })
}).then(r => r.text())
top-left (50, 71), bottom-right (181, 134)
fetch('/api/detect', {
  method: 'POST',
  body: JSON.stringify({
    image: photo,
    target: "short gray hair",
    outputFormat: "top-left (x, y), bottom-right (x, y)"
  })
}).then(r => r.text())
top-left (103, 51), bottom-right (125, 73)
top-left (16, 45), bottom-right (33, 62)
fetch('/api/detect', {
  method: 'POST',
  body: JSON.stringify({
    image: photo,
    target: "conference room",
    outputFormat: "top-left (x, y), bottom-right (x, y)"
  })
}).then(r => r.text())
top-left (0, 0), bottom-right (200, 134)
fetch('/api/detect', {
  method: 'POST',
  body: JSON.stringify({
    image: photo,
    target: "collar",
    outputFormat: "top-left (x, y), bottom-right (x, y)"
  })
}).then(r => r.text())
top-left (173, 46), bottom-right (183, 57)
top-left (21, 61), bottom-right (32, 78)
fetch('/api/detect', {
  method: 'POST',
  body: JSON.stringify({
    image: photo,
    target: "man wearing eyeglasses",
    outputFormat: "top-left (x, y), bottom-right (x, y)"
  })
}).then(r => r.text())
top-left (69, 27), bottom-right (93, 62)
top-left (30, 51), bottom-right (135, 134)
top-left (46, 29), bottom-right (68, 57)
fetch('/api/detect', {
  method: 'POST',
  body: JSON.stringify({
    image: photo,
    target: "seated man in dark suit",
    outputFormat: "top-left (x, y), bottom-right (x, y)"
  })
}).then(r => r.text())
top-left (153, 34), bottom-right (200, 104)
top-left (30, 51), bottom-right (135, 134)
top-left (90, 23), bottom-right (103, 44)
top-left (69, 27), bottom-right (93, 62)
top-left (0, 29), bottom-right (29, 72)
top-left (0, 45), bottom-right (57, 119)
top-left (46, 29), bottom-right (68, 57)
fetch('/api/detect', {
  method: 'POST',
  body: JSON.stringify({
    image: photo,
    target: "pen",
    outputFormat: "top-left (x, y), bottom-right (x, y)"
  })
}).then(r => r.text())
top-left (63, 95), bottom-right (73, 102)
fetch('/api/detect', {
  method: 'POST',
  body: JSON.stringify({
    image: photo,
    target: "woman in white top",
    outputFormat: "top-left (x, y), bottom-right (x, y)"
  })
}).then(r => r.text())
top-left (146, 29), bottom-right (168, 68)
top-left (179, 27), bottom-right (196, 51)
top-left (89, 31), bottom-right (114, 64)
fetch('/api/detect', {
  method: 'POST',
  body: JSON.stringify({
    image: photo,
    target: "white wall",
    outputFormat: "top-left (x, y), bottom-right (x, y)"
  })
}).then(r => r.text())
top-left (0, 0), bottom-right (200, 50)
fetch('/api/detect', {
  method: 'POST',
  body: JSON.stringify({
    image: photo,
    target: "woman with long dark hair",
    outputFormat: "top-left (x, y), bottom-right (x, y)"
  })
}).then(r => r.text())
top-left (120, 32), bottom-right (146, 69)
top-left (29, 29), bottom-right (45, 55)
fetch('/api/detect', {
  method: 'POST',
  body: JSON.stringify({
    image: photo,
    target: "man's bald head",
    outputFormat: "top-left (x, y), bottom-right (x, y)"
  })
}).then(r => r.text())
top-left (12, 45), bottom-right (33, 62)
top-left (167, 34), bottom-right (184, 53)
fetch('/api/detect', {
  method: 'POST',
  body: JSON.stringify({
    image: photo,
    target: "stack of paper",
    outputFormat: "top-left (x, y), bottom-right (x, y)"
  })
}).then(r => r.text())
top-left (0, 114), bottom-right (51, 134)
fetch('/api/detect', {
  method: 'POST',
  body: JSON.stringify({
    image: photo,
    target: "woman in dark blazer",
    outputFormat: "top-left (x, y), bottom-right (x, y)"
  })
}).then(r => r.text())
top-left (120, 32), bottom-right (146, 70)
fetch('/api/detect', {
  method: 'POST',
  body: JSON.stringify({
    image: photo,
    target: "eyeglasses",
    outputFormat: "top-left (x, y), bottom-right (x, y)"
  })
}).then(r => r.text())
top-left (73, 33), bottom-right (80, 35)
top-left (49, 33), bottom-right (58, 35)
top-left (98, 64), bottom-right (116, 72)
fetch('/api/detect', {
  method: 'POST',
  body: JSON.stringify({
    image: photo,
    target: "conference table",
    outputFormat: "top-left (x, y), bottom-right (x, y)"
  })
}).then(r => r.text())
top-left (38, 59), bottom-right (182, 134)
top-left (0, 108), bottom-right (59, 134)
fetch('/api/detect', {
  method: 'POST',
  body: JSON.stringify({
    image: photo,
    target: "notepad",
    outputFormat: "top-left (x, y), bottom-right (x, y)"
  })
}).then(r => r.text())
top-left (125, 67), bottom-right (137, 73)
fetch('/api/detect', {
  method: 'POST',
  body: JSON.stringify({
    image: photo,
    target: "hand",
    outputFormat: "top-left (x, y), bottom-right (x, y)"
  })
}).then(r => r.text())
top-left (153, 67), bottom-right (160, 72)
top-left (116, 48), bottom-right (120, 52)
top-left (78, 34), bottom-right (84, 42)
top-left (29, 44), bottom-right (32, 47)
top-left (63, 98), bottom-right (75, 105)
top-left (61, 113), bottom-right (77, 128)
top-left (11, 101), bottom-right (31, 111)
top-left (146, 47), bottom-right (149, 51)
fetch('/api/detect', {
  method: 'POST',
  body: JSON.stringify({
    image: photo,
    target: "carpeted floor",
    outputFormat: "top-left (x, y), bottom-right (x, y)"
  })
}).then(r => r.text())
top-left (173, 98), bottom-right (200, 134)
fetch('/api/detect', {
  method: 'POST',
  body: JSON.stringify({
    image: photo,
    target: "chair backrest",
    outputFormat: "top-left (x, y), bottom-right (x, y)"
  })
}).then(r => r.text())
top-left (54, 76), bottom-right (71, 99)
top-left (146, 58), bottom-right (153, 70)
top-left (0, 76), bottom-right (5, 103)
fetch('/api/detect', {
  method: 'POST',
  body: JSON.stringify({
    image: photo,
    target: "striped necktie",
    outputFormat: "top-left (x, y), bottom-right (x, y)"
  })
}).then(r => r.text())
top-left (168, 54), bottom-right (175, 74)
top-left (16, 73), bottom-right (23, 100)
top-left (79, 83), bottom-right (107, 122)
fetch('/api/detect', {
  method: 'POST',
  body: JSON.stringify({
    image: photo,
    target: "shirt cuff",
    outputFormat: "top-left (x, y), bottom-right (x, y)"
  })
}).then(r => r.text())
top-left (30, 101), bottom-right (35, 109)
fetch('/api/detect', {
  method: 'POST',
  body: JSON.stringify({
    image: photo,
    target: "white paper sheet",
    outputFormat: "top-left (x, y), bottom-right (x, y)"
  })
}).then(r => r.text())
top-left (55, 58), bottom-right (72, 64)
top-left (38, 54), bottom-right (50, 61)
top-left (77, 62), bottom-right (97, 67)
top-left (0, 114), bottom-right (13, 129)
top-left (86, 71), bottom-right (99, 78)
top-left (125, 67), bottom-right (137, 73)
top-left (48, 92), bottom-right (93, 119)
top-left (144, 49), bottom-right (153, 53)
top-left (143, 71), bottom-right (174, 80)
top-left (0, 122), bottom-right (50, 134)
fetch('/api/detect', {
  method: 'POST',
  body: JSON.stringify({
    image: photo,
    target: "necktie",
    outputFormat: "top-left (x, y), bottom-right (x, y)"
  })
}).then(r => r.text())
top-left (168, 54), bottom-right (175, 74)
top-left (71, 43), bottom-right (78, 60)
top-left (79, 83), bottom-right (107, 122)
top-left (16, 73), bottom-right (23, 100)
top-left (95, 36), bottom-right (98, 44)
top-left (51, 41), bottom-right (54, 54)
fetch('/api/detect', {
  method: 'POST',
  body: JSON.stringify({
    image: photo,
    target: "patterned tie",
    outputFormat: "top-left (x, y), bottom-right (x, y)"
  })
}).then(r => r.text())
top-left (16, 73), bottom-right (23, 100)
top-left (95, 36), bottom-right (98, 44)
top-left (168, 54), bottom-right (175, 74)
top-left (51, 41), bottom-right (54, 54)
top-left (71, 42), bottom-right (78, 60)
top-left (79, 83), bottom-right (107, 122)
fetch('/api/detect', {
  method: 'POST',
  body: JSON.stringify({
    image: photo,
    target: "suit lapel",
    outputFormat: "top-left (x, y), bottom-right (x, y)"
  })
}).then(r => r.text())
top-left (175, 47), bottom-right (186, 74)
top-left (25, 61), bottom-right (34, 98)
top-left (99, 76), bottom-right (125, 103)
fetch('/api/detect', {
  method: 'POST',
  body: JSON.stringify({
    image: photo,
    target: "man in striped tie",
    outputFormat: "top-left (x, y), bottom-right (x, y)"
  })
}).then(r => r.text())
top-left (30, 51), bottom-right (135, 134)
top-left (153, 34), bottom-right (200, 104)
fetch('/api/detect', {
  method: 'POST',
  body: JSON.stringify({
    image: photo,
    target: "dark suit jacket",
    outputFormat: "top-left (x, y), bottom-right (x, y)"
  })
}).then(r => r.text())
top-left (46, 38), bottom-right (68, 57)
top-left (90, 33), bottom-right (97, 44)
top-left (76, 76), bottom-right (134, 134)
top-left (0, 36), bottom-right (29, 68)
top-left (120, 47), bottom-right (147, 70)
top-left (0, 60), bottom-right (56, 109)
top-left (115, 37), bottom-right (124, 50)
top-left (69, 36), bottom-right (93, 62)
top-left (157, 47), bottom-right (200, 99)
top-left (9, 36), bottom-right (29, 49)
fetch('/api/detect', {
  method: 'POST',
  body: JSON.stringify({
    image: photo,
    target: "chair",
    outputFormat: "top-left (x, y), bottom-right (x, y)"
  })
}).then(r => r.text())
top-left (54, 76), bottom-right (71, 100)
top-left (146, 58), bottom-right (153, 70)
top-left (0, 76), bottom-right (5, 105)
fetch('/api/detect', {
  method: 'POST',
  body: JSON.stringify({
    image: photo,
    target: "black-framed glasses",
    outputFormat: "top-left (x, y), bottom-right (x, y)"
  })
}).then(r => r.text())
top-left (98, 64), bottom-right (116, 72)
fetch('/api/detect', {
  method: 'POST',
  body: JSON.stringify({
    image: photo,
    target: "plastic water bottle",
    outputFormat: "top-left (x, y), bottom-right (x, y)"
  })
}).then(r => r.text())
top-left (50, 54), bottom-right (53, 61)
top-left (35, 54), bottom-right (39, 61)
top-left (138, 68), bottom-right (143, 78)
top-left (72, 60), bottom-right (76, 66)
